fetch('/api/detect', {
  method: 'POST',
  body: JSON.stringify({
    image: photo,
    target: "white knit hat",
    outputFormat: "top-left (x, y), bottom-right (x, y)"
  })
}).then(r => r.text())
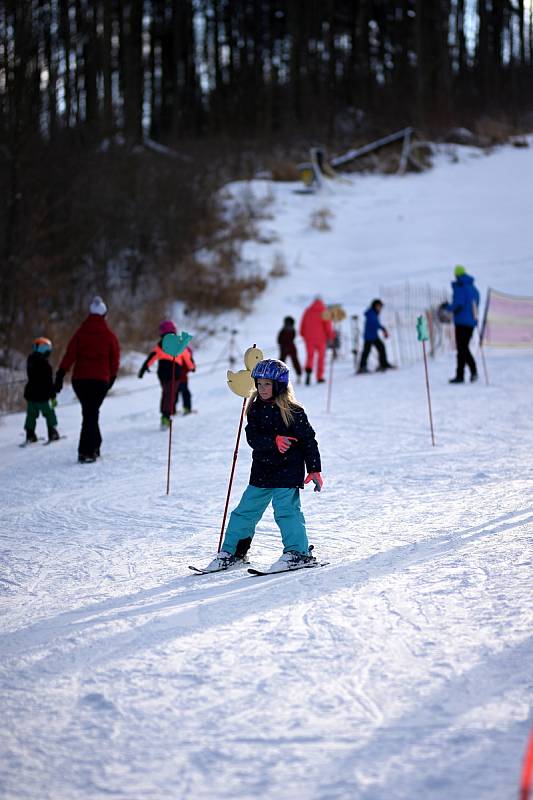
top-left (89, 296), bottom-right (107, 315)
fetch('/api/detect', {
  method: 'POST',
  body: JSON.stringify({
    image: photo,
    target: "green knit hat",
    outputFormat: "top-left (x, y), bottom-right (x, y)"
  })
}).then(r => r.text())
top-left (454, 264), bottom-right (466, 277)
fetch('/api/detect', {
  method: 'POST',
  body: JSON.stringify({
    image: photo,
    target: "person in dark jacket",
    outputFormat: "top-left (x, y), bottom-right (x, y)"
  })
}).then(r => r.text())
top-left (138, 320), bottom-right (184, 426)
top-left (357, 299), bottom-right (395, 373)
top-left (205, 359), bottom-right (323, 573)
top-left (445, 265), bottom-right (480, 383)
top-left (23, 337), bottom-right (60, 444)
top-left (277, 316), bottom-right (302, 382)
top-left (54, 296), bottom-right (120, 463)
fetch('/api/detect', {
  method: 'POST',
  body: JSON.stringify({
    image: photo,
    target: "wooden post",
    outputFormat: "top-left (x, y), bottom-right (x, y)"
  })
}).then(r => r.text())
top-left (165, 359), bottom-right (177, 495)
top-left (217, 397), bottom-right (248, 552)
top-left (326, 349), bottom-right (335, 413)
top-left (422, 340), bottom-right (436, 447)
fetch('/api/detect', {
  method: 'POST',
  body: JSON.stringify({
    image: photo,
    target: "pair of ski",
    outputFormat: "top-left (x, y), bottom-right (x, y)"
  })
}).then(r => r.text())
top-left (189, 560), bottom-right (328, 578)
top-left (19, 435), bottom-right (67, 448)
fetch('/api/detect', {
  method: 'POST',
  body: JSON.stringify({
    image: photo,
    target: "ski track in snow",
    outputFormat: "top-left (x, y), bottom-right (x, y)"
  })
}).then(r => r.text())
top-left (1, 141), bottom-right (533, 800)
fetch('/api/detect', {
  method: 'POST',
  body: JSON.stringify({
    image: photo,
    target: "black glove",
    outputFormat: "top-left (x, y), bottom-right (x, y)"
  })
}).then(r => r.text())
top-left (138, 366), bottom-right (146, 379)
top-left (108, 375), bottom-right (116, 391)
top-left (54, 368), bottom-right (65, 394)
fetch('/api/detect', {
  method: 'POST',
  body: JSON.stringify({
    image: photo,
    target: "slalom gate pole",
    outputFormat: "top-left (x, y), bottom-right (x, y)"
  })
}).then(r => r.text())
top-left (479, 340), bottom-right (490, 386)
top-left (479, 289), bottom-right (491, 386)
top-left (520, 727), bottom-right (533, 800)
top-left (165, 360), bottom-right (177, 495)
top-left (326, 348), bottom-right (335, 413)
top-left (422, 339), bottom-right (436, 447)
top-left (217, 396), bottom-right (247, 552)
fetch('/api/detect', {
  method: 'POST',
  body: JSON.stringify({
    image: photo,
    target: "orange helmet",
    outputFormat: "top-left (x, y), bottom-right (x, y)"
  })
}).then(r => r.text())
top-left (32, 337), bottom-right (52, 354)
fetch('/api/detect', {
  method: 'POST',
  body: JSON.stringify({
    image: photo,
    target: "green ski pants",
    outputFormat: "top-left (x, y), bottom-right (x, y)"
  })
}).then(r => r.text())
top-left (25, 401), bottom-right (58, 433)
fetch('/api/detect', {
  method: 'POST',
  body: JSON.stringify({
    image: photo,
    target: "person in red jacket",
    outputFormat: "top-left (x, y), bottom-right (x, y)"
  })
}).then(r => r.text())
top-left (299, 297), bottom-right (334, 385)
top-left (54, 296), bottom-right (120, 463)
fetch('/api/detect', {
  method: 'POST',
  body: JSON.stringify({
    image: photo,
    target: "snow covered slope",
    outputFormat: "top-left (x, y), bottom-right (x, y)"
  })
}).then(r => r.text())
top-left (1, 140), bottom-right (532, 800)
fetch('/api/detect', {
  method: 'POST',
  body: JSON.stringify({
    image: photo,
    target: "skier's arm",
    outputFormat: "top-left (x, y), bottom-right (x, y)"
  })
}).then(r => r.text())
top-left (55, 330), bottom-right (79, 392)
top-left (58, 330), bottom-right (79, 374)
top-left (291, 411), bottom-right (321, 473)
top-left (447, 285), bottom-right (465, 313)
top-left (138, 349), bottom-right (158, 378)
top-left (109, 332), bottom-right (120, 386)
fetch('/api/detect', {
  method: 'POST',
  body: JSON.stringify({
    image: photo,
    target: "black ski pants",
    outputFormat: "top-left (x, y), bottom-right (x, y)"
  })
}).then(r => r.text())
top-left (177, 380), bottom-right (192, 412)
top-left (359, 338), bottom-right (387, 370)
top-left (279, 345), bottom-right (302, 377)
top-left (72, 379), bottom-right (109, 457)
top-left (454, 325), bottom-right (477, 379)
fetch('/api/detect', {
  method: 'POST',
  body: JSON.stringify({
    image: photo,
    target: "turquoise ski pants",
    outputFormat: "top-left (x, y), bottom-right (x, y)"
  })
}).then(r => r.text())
top-left (222, 485), bottom-right (309, 555)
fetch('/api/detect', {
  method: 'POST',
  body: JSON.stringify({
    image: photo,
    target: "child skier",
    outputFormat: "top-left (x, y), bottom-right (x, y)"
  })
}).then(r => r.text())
top-left (357, 299), bottom-right (395, 373)
top-left (138, 320), bottom-right (183, 427)
top-left (205, 358), bottom-right (323, 573)
top-left (23, 337), bottom-right (60, 444)
top-left (175, 345), bottom-right (196, 414)
top-left (277, 316), bottom-right (302, 382)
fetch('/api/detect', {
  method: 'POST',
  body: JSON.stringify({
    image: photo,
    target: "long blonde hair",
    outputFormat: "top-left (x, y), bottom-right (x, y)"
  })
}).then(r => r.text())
top-left (247, 382), bottom-right (303, 428)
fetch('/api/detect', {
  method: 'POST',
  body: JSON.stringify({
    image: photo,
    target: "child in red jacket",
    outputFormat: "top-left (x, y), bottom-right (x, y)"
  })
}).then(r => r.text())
top-left (175, 345), bottom-right (196, 414)
top-left (138, 320), bottom-right (194, 426)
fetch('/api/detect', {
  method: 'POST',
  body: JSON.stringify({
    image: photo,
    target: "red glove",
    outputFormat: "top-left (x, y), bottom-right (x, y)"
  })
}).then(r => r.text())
top-left (304, 472), bottom-right (323, 492)
top-left (275, 435), bottom-right (297, 454)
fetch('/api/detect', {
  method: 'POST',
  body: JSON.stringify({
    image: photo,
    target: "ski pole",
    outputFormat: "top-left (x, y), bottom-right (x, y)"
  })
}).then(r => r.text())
top-left (218, 396), bottom-right (247, 551)
top-left (219, 343), bottom-right (264, 551)
top-left (326, 347), bottom-right (335, 413)
top-left (478, 289), bottom-right (490, 385)
top-left (416, 315), bottom-right (435, 446)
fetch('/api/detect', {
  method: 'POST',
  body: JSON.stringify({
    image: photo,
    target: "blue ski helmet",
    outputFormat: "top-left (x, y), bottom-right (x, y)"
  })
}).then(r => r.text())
top-left (251, 359), bottom-right (289, 394)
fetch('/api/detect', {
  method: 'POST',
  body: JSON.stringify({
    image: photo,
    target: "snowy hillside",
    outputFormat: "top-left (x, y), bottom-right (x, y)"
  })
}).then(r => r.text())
top-left (1, 140), bottom-right (533, 800)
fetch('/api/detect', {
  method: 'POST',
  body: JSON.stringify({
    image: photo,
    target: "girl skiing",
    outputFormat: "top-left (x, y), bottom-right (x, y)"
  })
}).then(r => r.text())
top-left (206, 358), bottom-right (323, 573)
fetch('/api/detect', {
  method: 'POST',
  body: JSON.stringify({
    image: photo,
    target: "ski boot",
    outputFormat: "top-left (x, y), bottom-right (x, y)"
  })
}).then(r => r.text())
top-left (204, 551), bottom-right (241, 572)
top-left (268, 546), bottom-right (317, 573)
top-left (78, 452), bottom-right (97, 464)
top-left (47, 427), bottom-right (60, 442)
top-left (25, 430), bottom-right (38, 444)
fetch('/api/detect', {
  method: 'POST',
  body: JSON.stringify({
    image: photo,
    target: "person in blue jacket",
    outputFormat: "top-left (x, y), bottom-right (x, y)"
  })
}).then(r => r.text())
top-left (357, 299), bottom-right (395, 373)
top-left (205, 359), bottom-right (323, 573)
top-left (445, 265), bottom-right (480, 383)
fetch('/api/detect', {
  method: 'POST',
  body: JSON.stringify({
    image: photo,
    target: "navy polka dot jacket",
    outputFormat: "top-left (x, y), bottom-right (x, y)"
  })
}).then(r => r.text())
top-left (245, 397), bottom-right (321, 489)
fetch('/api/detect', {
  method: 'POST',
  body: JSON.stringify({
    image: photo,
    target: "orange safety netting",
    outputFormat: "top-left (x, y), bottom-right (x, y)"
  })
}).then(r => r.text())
top-left (481, 289), bottom-right (533, 347)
